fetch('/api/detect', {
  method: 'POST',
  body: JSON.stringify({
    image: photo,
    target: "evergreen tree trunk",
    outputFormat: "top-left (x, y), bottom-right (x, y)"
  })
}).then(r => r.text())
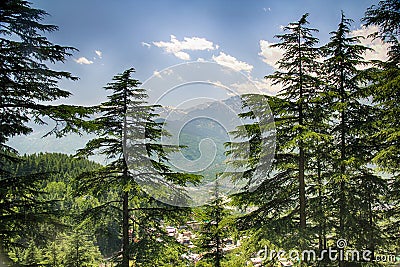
top-left (299, 149), bottom-right (306, 230)
top-left (298, 26), bottom-right (307, 231)
top-left (75, 238), bottom-right (80, 267)
top-left (122, 190), bottom-right (130, 267)
top-left (367, 183), bottom-right (375, 261)
top-left (339, 67), bottom-right (345, 267)
top-left (215, 217), bottom-right (221, 267)
top-left (317, 157), bottom-right (326, 254)
top-left (122, 77), bottom-right (130, 267)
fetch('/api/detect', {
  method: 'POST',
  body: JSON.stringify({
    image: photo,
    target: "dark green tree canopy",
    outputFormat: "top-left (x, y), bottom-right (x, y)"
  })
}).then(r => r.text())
top-left (76, 68), bottom-right (197, 267)
top-left (362, 0), bottom-right (400, 43)
top-left (0, 0), bottom-right (89, 259)
top-left (0, 0), bottom-right (90, 144)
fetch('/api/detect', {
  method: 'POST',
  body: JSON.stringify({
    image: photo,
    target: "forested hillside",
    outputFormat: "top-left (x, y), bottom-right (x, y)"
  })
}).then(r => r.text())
top-left (3, 153), bottom-right (106, 265)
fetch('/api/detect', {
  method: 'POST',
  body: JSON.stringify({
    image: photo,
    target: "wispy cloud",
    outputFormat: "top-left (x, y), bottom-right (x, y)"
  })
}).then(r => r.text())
top-left (95, 50), bottom-right (102, 59)
top-left (258, 40), bottom-right (284, 69)
top-left (229, 77), bottom-right (282, 96)
top-left (152, 68), bottom-right (174, 79)
top-left (174, 51), bottom-right (190, 60)
top-left (212, 52), bottom-right (253, 72)
top-left (153, 70), bottom-right (162, 78)
top-left (252, 78), bottom-right (282, 95)
top-left (153, 35), bottom-right (217, 60)
top-left (74, 57), bottom-right (93, 65)
top-left (350, 25), bottom-right (389, 63)
top-left (259, 26), bottom-right (388, 71)
top-left (141, 42), bottom-right (151, 48)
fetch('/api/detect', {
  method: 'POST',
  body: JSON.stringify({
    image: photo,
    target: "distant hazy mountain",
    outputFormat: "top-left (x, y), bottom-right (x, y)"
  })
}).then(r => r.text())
top-left (7, 122), bottom-right (90, 155)
top-left (157, 96), bottom-right (244, 180)
top-left (8, 97), bottom-right (244, 177)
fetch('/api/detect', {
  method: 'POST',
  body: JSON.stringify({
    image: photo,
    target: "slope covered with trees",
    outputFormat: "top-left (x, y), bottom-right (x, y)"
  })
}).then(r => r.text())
top-left (4, 153), bottom-right (103, 266)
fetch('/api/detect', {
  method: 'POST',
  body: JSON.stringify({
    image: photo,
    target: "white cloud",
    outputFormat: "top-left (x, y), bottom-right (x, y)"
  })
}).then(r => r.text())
top-left (174, 51), bottom-right (190, 60)
top-left (95, 50), bottom-right (102, 59)
top-left (164, 69), bottom-right (174, 76)
top-left (141, 42), bottom-right (151, 48)
top-left (258, 40), bottom-right (284, 69)
top-left (153, 70), bottom-right (162, 78)
top-left (153, 35), bottom-right (217, 60)
top-left (230, 78), bottom-right (282, 96)
top-left (230, 80), bottom-right (259, 95)
top-left (153, 68), bottom-right (174, 79)
top-left (74, 57), bottom-right (93, 65)
top-left (252, 78), bottom-right (282, 95)
top-left (212, 52), bottom-right (253, 72)
top-left (350, 25), bottom-right (389, 63)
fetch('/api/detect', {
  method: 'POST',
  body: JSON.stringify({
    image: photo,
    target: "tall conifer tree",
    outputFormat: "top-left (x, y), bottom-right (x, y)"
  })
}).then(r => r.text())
top-left (225, 13), bottom-right (323, 254)
top-left (323, 12), bottom-right (387, 263)
top-left (0, 0), bottom-right (88, 258)
top-left (363, 0), bottom-right (400, 249)
top-left (76, 68), bottom-right (197, 267)
top-left (266, 13), bottom-right (322, 234)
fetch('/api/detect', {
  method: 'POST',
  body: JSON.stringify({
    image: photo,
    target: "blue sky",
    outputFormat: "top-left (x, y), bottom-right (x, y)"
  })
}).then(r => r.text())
top-left (31, 0), bottom-right (385, 107)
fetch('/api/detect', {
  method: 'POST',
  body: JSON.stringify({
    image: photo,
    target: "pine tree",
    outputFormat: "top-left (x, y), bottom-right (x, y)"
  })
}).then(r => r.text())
top-left (323, 11), bottom-right (387, 263)
top-left (43, 239), bottom-right (64, 267)
top-left (362, 0), bottom-right (399, 173)
top-left (75, 68), bottom-right (197, 267)
top-left (265, 13), bottom-right (322, 235)
top-left (362, 0), bottom-right (400, 250)
top-left (196, 180), bottom-right (230, 267)
top-left (0, 0), bottom-right (89, 141)
top-left (304, 88), bottom-right (334, 259)
top-left (362, 0), bottom-right (400, 44)
top-left (363, 0), bottom-right (400, 181)
top-left (2, 152), bottom-right (105, 265)
top-left (63, 230), bottom-right (102, 267)
top-left (22, 240), bottom-right (43, 266)
top-left (226, 13), bottom-right (322, 251)
top-left (0, 0), bottom-right (90, 257)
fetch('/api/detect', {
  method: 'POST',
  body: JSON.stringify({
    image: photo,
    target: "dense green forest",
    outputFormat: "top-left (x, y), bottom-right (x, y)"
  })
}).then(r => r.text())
top-left (0, 0), bottom-right (399, 266)
top-left (3, 153), bottom-right (104, 265)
